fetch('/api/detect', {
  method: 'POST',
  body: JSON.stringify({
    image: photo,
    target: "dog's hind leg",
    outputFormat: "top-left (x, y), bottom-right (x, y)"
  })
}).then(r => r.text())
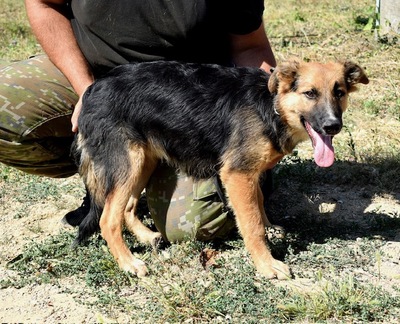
top-left (99, 147), bottom-right (157, 276)
top-left (257, 186), bottom-right (286, 240)
top-left (124, 198), bottom-right (163, 249)
top-left (257, 184), bottom-right (273, 227)
top-left (101, 187), bottom-right (149, 276)
top-left (123, 160), bottom-right (163, 249)
top-left (221, 168), bottom-right (291, 280)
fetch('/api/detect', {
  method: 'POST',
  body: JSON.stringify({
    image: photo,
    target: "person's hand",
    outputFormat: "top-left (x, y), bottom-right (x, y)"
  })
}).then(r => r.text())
top-left (71, 94), bottom-right (84, 133)
top-left (71, 82), bottom-right (93, 133)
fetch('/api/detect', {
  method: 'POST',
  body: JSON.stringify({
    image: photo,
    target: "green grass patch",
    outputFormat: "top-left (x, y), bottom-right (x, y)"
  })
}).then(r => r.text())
top-left (278, 274), bottom-right (398, 322)
top-left (2, 231), bottom-right (399, 322)
top-left (0, 1), bottom-right (37, 60)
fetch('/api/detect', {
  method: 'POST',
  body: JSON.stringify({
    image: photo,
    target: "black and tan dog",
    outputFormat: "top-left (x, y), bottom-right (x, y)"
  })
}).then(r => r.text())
top-left (74, 59), bottom-right (368, 279)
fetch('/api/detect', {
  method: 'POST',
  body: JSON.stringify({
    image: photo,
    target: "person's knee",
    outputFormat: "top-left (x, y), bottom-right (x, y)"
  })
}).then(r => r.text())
top-left (0, 137), bottom-right (77, 178)
top-left (0, 55), bottom-right (77, 141)
top-left (0, 56), bottom-right (78, 178)
top-left (146, 164), bottom-right (235, 242)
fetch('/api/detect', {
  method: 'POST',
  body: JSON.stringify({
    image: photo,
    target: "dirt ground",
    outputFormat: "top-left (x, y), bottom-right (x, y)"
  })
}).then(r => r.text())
top-left (0, 172), bottom-right (399, 322)
top-left (0, 182), bottom-right (100, 322)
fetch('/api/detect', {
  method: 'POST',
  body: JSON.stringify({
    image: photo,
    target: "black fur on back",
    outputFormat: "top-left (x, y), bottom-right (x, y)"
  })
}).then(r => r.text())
top-left (78, 61), bottom-right (287, 195)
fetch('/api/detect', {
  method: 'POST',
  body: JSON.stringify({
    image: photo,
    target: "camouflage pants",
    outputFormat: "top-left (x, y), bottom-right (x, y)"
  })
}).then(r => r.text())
top-left (0, 55), bottom-right (235, 241)
top-left (0, 55), bottom-right (77, 177)
top-left (147, 166), bottom-right (235, 242)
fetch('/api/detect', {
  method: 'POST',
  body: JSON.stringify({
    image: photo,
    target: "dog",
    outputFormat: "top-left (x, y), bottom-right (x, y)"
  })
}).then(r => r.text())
top-left (73, 59), bottom-right (368, 279)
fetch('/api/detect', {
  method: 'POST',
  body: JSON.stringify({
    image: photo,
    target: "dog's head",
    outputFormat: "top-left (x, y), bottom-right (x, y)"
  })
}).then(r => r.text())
top-left (268, 59), bottom-right (369, 167)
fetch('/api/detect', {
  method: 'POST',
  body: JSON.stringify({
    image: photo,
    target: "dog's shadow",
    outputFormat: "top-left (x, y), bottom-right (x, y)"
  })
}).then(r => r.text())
top-left (261, 157), bottom-right (400, 259)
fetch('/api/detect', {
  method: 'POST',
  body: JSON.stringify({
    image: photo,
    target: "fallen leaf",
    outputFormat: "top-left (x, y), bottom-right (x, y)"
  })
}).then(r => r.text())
top-left (199, 248), bottom-right (220, 270)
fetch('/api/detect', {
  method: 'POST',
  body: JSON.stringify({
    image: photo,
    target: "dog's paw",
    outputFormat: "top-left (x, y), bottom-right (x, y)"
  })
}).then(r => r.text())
top-left (266, 225), bottom-right (286, 240)
top-left (258, 258), bottom-right (291, 280)
top-left (133, 259), bottom-right (149, 277)
top-left (135, 230), bottom-right (163, 248)
top-left (121, 258), bottom-right (148, 277)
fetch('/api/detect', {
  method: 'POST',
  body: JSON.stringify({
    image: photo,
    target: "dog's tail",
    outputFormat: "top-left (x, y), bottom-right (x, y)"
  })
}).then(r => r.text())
top-left (63, 186), bottom-right (103, 245)
top-left (73, 198), bottom-right (102, 246)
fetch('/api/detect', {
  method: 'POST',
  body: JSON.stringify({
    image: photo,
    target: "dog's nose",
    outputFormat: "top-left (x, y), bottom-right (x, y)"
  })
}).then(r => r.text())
top-left (322, 120), bottom-right (342, 135)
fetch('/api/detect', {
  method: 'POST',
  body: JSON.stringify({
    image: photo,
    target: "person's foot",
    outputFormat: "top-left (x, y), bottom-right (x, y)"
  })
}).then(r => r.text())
top-left (62, 190), bottom-right (90, 226)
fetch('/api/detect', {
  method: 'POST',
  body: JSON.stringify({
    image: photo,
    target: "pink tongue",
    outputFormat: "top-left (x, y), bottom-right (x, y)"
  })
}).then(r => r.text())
top-left (305, 122), bottom-right (335, 167)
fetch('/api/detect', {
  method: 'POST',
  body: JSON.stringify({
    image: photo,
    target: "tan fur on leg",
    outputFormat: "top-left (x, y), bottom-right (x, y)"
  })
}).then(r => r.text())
top-left (123, 153), bottom-right (162, 248)
top-left (257, 185), bottom-right (272, 227)
top-left (257, 185), bottom-right (286, 240)
top-left (221, 168), bottom-right (290, 279)
top-left (125, 196), bottom-right (162, 248)
top-left (100, 190), bottom-right (148, 276)
top-left (100, 146), bottom-right (156, 276)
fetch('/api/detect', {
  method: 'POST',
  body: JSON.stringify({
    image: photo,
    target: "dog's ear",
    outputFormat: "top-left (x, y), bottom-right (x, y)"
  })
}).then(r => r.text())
top-left (343, 61), bottom-right (369, 91)
top-left (268, 59), bottom-right (300, 94)
top-left (267, 68), bottom-right (279, 94)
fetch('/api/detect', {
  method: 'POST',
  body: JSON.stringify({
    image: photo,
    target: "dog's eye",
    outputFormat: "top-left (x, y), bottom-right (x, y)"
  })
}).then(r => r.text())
top-left (303, 90), bottom-right (317, 99)
top-left (335, 89), bottom-right (346, 99)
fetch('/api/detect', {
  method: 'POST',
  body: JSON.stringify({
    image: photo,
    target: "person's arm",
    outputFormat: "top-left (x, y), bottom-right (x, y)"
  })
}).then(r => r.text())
top-left (229, 22), bottom-right (276, 72)
top-left (25, 0), bottom-right (94, 131)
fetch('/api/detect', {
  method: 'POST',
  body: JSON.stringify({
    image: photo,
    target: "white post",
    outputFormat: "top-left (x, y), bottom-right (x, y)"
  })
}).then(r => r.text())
top-left (379, 0), bottom-right (400, 35)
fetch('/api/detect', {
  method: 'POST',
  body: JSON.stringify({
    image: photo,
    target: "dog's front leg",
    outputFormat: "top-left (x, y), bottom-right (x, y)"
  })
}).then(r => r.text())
top-left (257, 186), bottom-right (286, 240)
top-left (221, 169), bottom-right (290, 279)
